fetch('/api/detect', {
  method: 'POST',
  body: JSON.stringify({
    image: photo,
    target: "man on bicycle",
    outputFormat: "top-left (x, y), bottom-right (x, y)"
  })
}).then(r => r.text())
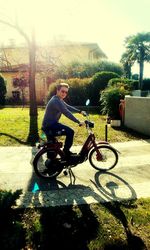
top-left (42, 82), bottom-right (85, 156)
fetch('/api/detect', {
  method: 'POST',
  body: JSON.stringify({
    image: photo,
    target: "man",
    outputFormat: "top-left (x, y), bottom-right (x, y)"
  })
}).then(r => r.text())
top-left (42, 82), bottom-right (85, 156)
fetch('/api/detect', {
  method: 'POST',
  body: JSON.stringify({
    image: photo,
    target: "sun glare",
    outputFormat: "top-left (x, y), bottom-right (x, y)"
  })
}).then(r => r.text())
top-left (1, 0), bottom-right (150, 69)
top-left (11, 0), bottom-right (82, 44)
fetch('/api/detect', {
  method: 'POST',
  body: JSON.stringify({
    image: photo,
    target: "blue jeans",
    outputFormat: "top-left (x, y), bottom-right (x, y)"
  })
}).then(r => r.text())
top-left (43, 122), bottom-right (74, 152)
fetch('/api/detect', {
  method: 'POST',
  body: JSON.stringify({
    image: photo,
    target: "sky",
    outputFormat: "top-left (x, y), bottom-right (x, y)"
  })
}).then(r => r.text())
top-left (0, 0), bottom-right (150, 76)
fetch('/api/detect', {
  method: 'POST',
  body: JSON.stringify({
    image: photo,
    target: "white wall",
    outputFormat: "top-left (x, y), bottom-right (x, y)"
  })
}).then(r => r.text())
top-left (124, 96), bottom-right (150, 136)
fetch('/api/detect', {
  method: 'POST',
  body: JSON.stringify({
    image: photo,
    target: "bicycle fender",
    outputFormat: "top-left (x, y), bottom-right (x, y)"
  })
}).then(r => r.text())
top-left (96, 141), bottom-right (109, 145)
top-left (95, 141), bottom-right (121, 154)
top-left (88, 141), bottom-right (109, 152)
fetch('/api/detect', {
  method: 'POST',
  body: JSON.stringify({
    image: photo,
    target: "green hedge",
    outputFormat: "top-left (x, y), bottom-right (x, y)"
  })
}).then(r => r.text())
top-left (108, 78), bottom-right (139, 90)
top-left (66, 78), bottom-right (91, 105)
top-left (88, 71), bottom-right (120, 105)
top-left (100, 86), bottom-right (130, 119)
top-left (47, 78), bottom-right (91, 106)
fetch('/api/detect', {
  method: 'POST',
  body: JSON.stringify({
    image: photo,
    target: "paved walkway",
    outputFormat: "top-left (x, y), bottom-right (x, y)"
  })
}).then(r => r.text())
top-left (0, 139), bottom-right (150, 208)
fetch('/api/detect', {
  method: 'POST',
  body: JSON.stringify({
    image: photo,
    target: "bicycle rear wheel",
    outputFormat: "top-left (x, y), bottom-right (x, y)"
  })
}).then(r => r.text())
top-left (89, 145), bottom-right (118, 171)
top-left (33, 148), bottom-right (64, 179)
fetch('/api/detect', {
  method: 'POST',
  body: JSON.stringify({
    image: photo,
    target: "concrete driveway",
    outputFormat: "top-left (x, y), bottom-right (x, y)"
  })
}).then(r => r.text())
top-left (0, 139), bottom-right (150, 207)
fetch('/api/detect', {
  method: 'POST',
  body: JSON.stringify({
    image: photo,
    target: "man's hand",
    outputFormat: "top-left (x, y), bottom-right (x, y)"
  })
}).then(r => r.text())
top-left (80, 110), bottom-right (87, 116)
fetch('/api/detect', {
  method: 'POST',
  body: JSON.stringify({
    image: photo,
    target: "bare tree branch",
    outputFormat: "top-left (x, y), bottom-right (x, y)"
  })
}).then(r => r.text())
top-left (0, 19), bottom-right (30, 45)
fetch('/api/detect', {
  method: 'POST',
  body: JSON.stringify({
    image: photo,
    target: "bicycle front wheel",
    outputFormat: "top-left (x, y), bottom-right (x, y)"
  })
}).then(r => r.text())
top-left (89, 145), bottom-right (118, 171)
top-left (33, 148), bottom-right (64, 179)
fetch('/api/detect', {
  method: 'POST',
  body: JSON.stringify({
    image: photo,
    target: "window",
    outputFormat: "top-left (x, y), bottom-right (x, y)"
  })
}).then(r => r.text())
top-left (12, 91), bottom-right (20, 100)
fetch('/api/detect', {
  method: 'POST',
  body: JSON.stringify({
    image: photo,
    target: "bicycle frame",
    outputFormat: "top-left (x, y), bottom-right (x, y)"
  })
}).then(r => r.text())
top-left (33, 131), bottom-right (118, 180)
top-left (33, 99), bottom-right (119, 180)
top-left (79, 133), bottom-right (95, 156)
top-left (79, 130), bottom-right (109, 159)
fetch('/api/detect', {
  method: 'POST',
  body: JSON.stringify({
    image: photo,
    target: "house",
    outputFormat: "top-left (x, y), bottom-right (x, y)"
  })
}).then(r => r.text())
top-left (0, 42), bottom-right (107, 104)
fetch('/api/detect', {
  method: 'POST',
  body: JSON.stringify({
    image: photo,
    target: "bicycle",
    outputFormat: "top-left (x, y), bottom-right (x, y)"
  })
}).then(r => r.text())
top-left (33, 101), bottom-right (119, 180)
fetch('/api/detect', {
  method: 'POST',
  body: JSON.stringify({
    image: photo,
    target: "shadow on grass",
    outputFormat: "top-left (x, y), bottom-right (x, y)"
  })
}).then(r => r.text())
top-left (103, 201), bottom-right (147, 250)
top-left (113, 125), bottom-right (150, 140)
top-left (40, 203), bottom-right (100, 250)
top-left (19, 175), bottom-right (101, 249)
top-left (92, 171), bottom-right (147, 250)
top-left (0, 132), bottom-right (32, 146)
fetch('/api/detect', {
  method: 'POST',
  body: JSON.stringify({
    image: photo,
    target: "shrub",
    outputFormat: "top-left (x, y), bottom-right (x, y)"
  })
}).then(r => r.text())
top-left (88, 71), bottom-right (120, 105)
top-left (0, 75), bottom-right (7, 105)
top-left (46, 78), bottom-right (91, 106)
top-left (108, 78), bottom-right (139, 90)
top-left (100, 86), bottom-right (130, 119)
top-left (5, 96), bottom-right (22, 105)
top-left (132, 74), bottom-right (139, 80)
top-left (142, 78), bottom-right (150, 90)
top-left (96, 61), bottom-right (123, 76)
top-left (0, 189), bottom-right (24, 249)
top-left (0, 189), bottom-right (22, 216)
top-left (66, 78), bottom-right (90, 105)
top-left (55, 60), bottom-right (123, 79)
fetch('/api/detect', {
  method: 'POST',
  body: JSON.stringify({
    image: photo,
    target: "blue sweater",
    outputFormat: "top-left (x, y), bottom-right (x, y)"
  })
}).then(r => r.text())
top-left (42, 95), bottom-right (80, 129)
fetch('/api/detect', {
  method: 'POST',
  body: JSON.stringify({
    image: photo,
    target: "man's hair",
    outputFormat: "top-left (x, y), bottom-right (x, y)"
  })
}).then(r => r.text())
top-left (56, 82), bottom-right (69, 90)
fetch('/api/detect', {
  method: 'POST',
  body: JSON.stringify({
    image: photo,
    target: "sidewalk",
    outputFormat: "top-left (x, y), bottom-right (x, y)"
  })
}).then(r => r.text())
top-left (0, 139), bottom-right (150, 208)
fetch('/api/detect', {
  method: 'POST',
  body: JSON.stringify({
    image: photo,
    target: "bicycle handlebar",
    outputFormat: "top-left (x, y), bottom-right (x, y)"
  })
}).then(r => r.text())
top-left (85, 120), bottom-right (94, 128)
top-left (79, 120), bottom-right (94, 128)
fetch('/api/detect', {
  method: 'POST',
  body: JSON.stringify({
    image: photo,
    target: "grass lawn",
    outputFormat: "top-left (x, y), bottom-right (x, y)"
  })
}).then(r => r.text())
top-left (0, 107), bottom-right (149, 146)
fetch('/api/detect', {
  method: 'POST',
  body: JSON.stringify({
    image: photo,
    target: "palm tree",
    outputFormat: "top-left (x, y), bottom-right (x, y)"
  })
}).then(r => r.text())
top-left (120, 51), bottom-right (134, 79)
top-left (123, 32), bottom-right (150, 89)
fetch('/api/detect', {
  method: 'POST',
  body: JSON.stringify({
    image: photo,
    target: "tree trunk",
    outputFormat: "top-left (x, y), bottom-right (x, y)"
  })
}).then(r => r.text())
top-left (128, 65), bottom-right (132, 79)
top-left (27, 30), bottom-right (39, 145)
top-left (139, 45), bottom-right (144, 90)
top-left (0, 20), bottom-right (39, 145)
top-left (139, 60), bottom-right (144, 90)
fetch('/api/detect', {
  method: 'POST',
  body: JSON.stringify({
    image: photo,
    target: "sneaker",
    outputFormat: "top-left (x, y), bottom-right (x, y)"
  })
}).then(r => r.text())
top-left (63, 150), bottom-right (77, 158)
